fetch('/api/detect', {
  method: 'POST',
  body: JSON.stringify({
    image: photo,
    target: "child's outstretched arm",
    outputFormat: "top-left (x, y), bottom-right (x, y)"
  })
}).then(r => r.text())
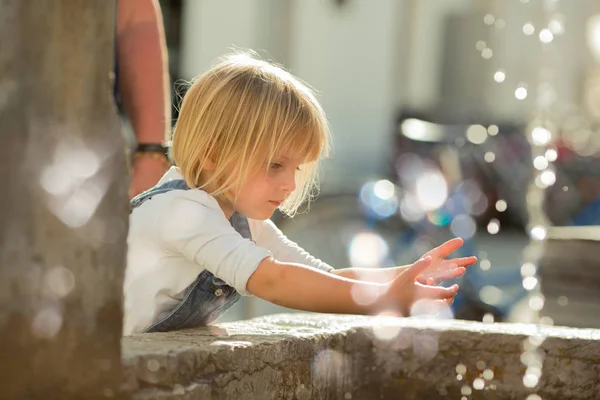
top-left (246, 256), bottom-right (458, 316)
top-left (332, 238), bottom-right (477, 285)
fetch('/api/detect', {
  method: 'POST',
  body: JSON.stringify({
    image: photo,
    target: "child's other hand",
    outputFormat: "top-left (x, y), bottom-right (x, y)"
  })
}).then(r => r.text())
top-left (414, 237), bottom-right (477, 286)
top-left (382, 256), bottom-right (459, 316)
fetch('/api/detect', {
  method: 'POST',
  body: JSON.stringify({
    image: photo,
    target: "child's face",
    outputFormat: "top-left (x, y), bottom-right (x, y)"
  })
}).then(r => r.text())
top-left (231, 154), bottom-right (301, 220)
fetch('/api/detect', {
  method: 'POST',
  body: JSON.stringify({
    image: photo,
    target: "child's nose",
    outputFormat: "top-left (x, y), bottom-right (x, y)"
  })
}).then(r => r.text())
top-left (282, 171), bottom-right (296, 192)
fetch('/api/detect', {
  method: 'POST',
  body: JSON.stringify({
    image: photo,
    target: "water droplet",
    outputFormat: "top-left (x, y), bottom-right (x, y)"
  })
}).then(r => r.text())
top-left (456, 364), bottom-right (467, 375)
top-left (487, 219), bottom-right (500, 234)
top-left (529, 294), bottom-right (545, 311)
top-left (548, 19), bottom-right (564, 35)
top-left (523, 276), bottom-right (538, 290)
top-left (530, 226), bottom-right (547, 241)
top-left (483, 313), bottom-right (495, 323)
top-left (312, 350), bottom-right (349, 383)
top-left (523, 372), bottom-right (539, 387)
top-left (373, 179), bottom-right (395, 200)
top-left (451, 214), bottom-right (477, 240)
top-left (533, 156), bottom-right (549, 170)
top-left (488, 125), bottom-right (499, 136)
top-left (473, 378), bottom-right (485, 390)
top-left (483, 369), bottom-right (494, 380)
top-left (521, 262), bottom-right (537, 277)
top-left (467, 125), bottom-right (488, 144)
top-left (523, 22), bottom-right (535, 35)
top-left (539, 316), bottom-right (554, 325)
top-left (495, 200), bottom-right (507, 212)
top-left (545, 148), bottom-right (558, 161)
top-left (349, 232), bottom-right (389, 269)
top-left (371, 315), bottom-right (402, 340)
top-left (461, 385), bottom-right (472, 396)
top-left (527, 335), bottom-right (546, 348)
top-left (476, 40), bottom-right (486, 51)
top-left (484, 14), bottom-right (495, 25)
top-left (344, 393), bottom-right (352, 399)
top-left (476, 360), bottom-right (486, 370)
top-left (539, 28), bottom-right (554, 43)
top-left (531, 127), bottom-right (552, 145)
top-left (557, 296), bottom-right (568, 306)
top-left (480, 286), bottom-right (504, 306)
top-left (484, 151), bottom-right (496, 162)
top-left (147, 359), bottom-right (160, 372)
top-left (457, 374), bottom-right (463, 380)
top-left (515, 87), bottom-right (528, 100)
top-left (479, 259), bottom-right (491, 271)
top-left (494, 70), bottom-right (506, 83)
top-left (32, 307), bottom-right (63, 339)
top-left (104, 388), bottom-right (114, 398)
top-left (45, 266), bottom-right (75, 298)
top-left (526, 394), bottom-right (542, 400)
top-left (416, 171), bottom-right (448, 211)
top-left (495, 18), bottom-right (506, 29)
top-left (482, 48), bottom-right (493, 59)
top-left (540, 170), bottom-right (556, 186)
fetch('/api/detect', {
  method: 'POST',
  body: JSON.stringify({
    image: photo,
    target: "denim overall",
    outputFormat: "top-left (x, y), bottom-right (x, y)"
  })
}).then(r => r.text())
top-left (130, 180), bottom-right (246, 332)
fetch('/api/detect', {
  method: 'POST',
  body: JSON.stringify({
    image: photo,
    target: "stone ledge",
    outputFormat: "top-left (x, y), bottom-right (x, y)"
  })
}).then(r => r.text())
top-left (122, 314), bottom-right (600, 400)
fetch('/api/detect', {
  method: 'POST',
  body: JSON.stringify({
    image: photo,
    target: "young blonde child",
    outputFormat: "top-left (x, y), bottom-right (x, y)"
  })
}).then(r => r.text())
top-left (124, 53), bottom-right (477, 335)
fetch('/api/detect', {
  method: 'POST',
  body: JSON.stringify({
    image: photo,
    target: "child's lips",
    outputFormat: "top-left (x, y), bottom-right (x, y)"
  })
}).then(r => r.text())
top-left (269, 200), bottom-right (282, 206)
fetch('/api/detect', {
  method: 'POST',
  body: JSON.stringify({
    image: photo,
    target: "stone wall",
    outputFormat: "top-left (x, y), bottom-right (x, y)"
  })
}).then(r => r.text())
top-left (123, 314), bottom-right (600, 400)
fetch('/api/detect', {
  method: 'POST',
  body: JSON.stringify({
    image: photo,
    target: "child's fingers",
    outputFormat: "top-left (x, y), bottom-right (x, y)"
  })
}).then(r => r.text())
top-left (402, 256), bottom-right (432, 281)
top-left (427, 267), bottom-right (466, 284)
top-left (449, 256), bottom-right (478, 267)
top-left (428, 237), bottom-right (464, 259)
top-left (415, 283), bottom-right (459, 300)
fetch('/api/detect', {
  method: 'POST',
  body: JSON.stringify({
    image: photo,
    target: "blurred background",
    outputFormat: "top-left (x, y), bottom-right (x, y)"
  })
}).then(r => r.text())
top-left (153, 0), bottom-right (600, 326)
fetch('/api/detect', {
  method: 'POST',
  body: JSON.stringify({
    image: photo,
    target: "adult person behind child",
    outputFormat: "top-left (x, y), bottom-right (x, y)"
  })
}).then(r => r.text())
top-left (116, 0), bottom-right (172, 198)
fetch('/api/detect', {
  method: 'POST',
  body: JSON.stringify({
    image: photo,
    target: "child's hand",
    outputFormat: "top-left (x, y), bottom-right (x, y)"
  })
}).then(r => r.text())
top-left (382, 256), bottom-right (459, 316)
top-left (414, 238), bottom-right (477, 286)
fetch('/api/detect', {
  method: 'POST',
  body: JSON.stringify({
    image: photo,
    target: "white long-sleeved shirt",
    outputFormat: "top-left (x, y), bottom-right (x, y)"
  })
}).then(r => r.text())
top-left (123, 168), bottom-right (334, 335)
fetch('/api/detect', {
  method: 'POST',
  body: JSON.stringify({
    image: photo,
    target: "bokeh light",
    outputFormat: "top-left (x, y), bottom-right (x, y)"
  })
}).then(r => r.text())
top-left (415, 171), bottom-right (448, 211)
top-left (523, 22), bottom-right (535, 35)
top-left (494, 70), bottom-right (506, 83)
top-left (348, 232), bottom-right (389, 268)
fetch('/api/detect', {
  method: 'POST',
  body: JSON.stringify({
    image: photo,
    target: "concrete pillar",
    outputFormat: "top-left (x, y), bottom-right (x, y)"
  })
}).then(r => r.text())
top-left (0, 1), bottom-right (129, 398)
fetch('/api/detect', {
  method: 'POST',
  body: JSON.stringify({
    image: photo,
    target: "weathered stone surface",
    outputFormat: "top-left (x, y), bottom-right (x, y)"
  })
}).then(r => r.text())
top-left (123, 314), bottom-right (600, 400)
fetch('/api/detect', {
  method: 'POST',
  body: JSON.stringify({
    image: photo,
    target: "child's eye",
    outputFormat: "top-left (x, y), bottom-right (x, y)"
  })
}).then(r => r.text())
top-left (270, 162), bottom-right (283, 170)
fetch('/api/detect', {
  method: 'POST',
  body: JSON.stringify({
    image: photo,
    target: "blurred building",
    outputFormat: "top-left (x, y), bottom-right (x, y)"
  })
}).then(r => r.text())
top-left (160, 0), bottom-right (600, 194)
top-left (156, 0), bottom-right (600, 325)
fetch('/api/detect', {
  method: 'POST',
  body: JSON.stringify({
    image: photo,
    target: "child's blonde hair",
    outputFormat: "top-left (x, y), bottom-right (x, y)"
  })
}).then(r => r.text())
top-left (172, 52), bottom-right (330, 216)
